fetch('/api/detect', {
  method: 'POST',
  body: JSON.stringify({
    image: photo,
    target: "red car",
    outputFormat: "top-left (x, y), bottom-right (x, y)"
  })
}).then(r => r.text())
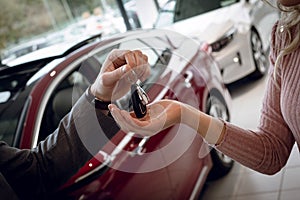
top-left (1, 29), bottom-right (233, 199)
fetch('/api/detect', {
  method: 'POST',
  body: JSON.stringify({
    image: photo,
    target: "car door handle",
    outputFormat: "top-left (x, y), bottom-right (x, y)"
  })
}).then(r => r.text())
top-left (130, 136), bottom-right (150, 156)
top-left (75, 132), bottom-right (136, 183)
top-left (184, 71), bottom-right (193, 88)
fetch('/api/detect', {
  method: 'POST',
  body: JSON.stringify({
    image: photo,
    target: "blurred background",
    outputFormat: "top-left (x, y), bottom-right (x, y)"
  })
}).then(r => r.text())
top-left (0, 0), bottom-right (166, 63)
top-left (1, 0), bottom-right (299, 199)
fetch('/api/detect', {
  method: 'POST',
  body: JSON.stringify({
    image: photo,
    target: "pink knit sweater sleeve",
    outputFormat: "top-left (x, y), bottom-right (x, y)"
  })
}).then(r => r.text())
top-left (217, 22), bottom-right (295, 175)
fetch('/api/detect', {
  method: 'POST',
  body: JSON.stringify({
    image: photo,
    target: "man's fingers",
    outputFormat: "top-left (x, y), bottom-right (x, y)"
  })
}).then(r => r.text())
top-left (103, 50), bottom-right (149, 85)
top-left (101, 64), bottom-right (132, 87)
top-left (124, 51), bottom-right (137, 70)
top-left (108, 49), bottom-right (129, 68)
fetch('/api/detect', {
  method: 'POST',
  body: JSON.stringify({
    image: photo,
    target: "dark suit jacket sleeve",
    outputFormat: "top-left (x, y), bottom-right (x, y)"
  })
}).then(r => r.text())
top-left (0, 89), bottom-right (119, 199)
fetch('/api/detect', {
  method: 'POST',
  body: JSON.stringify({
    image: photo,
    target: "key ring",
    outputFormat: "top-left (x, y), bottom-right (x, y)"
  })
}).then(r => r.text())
top-left (136, 84), bottom-right (149, 103)
top-left (127, 68), bottom-right (138, 84)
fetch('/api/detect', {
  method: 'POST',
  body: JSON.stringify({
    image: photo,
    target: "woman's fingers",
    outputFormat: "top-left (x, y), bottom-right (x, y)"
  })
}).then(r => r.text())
top-left (110, 103), bottom-right (167, 136)
top-left (109, 100), bottom-right (183, 137)
top-left (120, 110), bottom-right (149, 127)
top-left (110, 104), bottom-right (150, 133)
top-left (109, 104), bottom-right (139, 131)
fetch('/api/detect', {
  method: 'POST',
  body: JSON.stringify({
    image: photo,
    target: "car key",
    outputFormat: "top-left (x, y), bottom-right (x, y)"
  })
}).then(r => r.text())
top-left (128, 69), bottom-right (150, 118)
top-left (131, 83), bottom-right (149, 118)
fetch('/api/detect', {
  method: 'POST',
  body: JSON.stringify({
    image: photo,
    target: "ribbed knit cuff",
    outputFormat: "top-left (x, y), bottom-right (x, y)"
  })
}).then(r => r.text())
top-left (204, 117), bottom-right (225, 145)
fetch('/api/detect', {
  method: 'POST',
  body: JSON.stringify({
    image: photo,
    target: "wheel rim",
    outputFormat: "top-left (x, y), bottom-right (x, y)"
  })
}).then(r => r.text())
top-left (251, 31), bottom-right (267, 74)
top-left (208, 96), bottom-right (232, 164)
top-left (208, 96), bottom-right (228, 121)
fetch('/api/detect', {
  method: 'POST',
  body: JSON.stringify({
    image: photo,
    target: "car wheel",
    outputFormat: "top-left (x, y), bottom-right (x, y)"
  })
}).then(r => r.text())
top-left (250, 29), bottom-right (268, 79)
top-left (206, 93), bottom-right (234, 181)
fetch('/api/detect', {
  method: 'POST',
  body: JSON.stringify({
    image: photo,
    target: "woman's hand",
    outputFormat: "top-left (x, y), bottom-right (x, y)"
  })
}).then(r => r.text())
top-left (90, 49), bottom-right (150, 101)
top-left (109, 99), bottom-right (182, 137)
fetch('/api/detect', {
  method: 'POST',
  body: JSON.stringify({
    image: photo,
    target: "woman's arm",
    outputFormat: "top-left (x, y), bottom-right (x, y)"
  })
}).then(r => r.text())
top-left (109, 24), bottom-right (295, 174)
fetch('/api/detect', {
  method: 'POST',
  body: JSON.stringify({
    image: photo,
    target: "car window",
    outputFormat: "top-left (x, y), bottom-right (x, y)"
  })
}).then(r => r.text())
top-left (155, 0), bottom-right (176, 28)
top-left (38, 69), bottom-right (91, 142)
top-left (93, 45), bottom-right (118, 68)
top-left (38, 38), bottom-right (172, 142)
top-left (0, 101), bottom-right (24, 145)
top-left (175, 0), bottom-right (240, 22)
top-left (38, 49), bottom-right (113, 142)
top-left (156, 0), bottom-right (240, 26)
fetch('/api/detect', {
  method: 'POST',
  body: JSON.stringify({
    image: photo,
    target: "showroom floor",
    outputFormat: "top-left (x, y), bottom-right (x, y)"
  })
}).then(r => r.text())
top-left (199, 75), bottom-right (300, 200)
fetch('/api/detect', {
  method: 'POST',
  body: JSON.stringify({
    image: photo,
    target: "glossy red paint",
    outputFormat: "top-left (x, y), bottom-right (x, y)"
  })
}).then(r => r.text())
top-left (61, 128), bottom-right (212, 200)
top-left (60, 47), bottom-right (216, 199)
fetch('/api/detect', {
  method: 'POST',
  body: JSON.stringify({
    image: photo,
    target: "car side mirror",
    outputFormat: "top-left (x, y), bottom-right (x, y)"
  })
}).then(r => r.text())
top-left (0, 91), bottom-right (11, 103)
top-left (0, 58), bottom-right (8, 69)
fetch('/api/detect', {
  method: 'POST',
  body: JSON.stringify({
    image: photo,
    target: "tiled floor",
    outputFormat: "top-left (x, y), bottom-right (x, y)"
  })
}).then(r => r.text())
top-left (200, 145), bottom-right (300, 200)
top-left (199, 76), bottom-right (300, 200)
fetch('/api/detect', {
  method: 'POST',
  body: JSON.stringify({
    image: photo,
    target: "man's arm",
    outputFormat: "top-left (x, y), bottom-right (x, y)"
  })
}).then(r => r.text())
top-left (0, 49), bottom-right (149, 199)
top-left (0, 90), bottom-right (119, 199)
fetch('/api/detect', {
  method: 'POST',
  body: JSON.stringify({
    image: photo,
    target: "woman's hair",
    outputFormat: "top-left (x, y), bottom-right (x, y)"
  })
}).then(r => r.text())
top-left (270, 2), bottom-right (300, 79)
top-left (276, 4), bottom-right (300, 56)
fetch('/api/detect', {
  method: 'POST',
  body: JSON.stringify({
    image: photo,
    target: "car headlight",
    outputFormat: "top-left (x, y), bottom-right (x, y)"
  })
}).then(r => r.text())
top-left (210, 27), bottom-right (236, 52)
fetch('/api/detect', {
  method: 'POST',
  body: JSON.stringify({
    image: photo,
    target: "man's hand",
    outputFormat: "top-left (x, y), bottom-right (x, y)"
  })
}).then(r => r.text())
top-left (90, 49), bottom-right (150, 101)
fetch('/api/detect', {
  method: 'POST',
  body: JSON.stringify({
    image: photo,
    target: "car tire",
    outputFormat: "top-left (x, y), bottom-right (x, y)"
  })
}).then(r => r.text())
top-left (250, 29), bottom-right (268, 79)
top-left (205, 92), bottom-right (234, 181)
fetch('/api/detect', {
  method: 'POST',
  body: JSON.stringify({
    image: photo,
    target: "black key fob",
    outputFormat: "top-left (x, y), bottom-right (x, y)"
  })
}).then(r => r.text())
top-left (131, 84), bottom-right (149, 118)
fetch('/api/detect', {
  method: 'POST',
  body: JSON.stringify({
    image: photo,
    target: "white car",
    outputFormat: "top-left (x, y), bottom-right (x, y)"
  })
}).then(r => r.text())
top-left (155, 0), bottom-right (279, 84)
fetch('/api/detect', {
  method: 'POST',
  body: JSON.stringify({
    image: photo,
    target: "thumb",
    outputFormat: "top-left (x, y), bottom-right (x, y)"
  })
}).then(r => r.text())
top-left (102, 65), bottom-right (128, 86)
